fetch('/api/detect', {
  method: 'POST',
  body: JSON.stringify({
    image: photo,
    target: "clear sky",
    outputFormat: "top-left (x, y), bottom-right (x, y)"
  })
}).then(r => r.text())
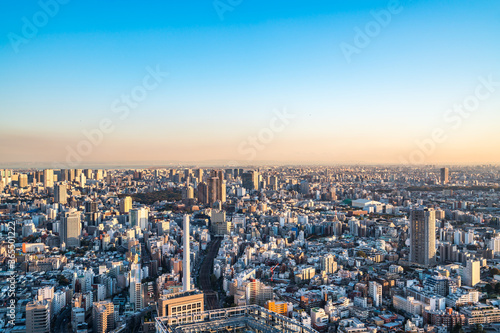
top-left (1, 0), bottom-right (499, 167)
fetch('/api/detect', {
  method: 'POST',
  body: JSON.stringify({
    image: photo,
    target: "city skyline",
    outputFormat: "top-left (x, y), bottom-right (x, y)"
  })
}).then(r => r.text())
top-left (1, 0), bottom-right (500, 166)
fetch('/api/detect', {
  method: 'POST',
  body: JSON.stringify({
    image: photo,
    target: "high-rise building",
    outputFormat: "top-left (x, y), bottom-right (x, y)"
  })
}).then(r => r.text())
top-left (60, 169), bottom-right (69, 182)
top-left (183, 215), bottom-right (191, 292)
top-left (92, 301), bottom-right (115, 333)
top-left (197, 182), bottom-right (208, 205)
top-left (68, 169), bottom-right (75, 182)
top-left (489, 236), bottom-right (500, 255)
top-left (245, 279), bottom-right (273, 306)
top-left (242, 171), bottom-right (259, 191)
top-left (120, 196), bottom-right (132, 214)
top-left (130, 263), bottom-right (144, 312)
top-left (320, 254), bottom-right (337, 274)
top-left (440, 167), bottom-right (449, 184)
top-left (369, 281), bottom-right (382, 307)
top-left (269, 175), bottom-right (278, 191)
top-left (61, 210), bottom-right (81, 248)
top-left (460, 259), bottom-right (480, 287)
top-left (208, 170), bottom-right (227, 205)
top-left (130, 207), bottom-right (148, 230)
top-left (84, 169), bottom-right (93, 179)
top-left (43, 169), bottom-right (54, 188)
top-left (54, 184), bottom-right (67, 204)
top-left (85, 201), bottom-right (98, 213)
top-left (212, 210), bottom-right (230, 235)
top-left (210, 170), bottom-right (226, 203)
top-left (19, 174), bottom-right (28, 188)
top-left (158, 290), bottom-right (204, 319)
top-left (195, 168), bottom-right (204, 183)
top-left (26, 300), bottom-right (50, 333)
top-left (410, 208), bottom-right (436, 267)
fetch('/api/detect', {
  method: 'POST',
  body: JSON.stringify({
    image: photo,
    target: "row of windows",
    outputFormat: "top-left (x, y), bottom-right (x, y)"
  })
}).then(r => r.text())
top-left (171, 309), bottom-right (202, 317)
top-left (171, 302), bottom-right (201, 313)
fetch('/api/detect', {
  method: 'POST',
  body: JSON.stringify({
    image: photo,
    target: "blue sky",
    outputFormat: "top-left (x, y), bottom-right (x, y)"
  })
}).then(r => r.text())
top-left (1, 0), bottom-right (499, 166)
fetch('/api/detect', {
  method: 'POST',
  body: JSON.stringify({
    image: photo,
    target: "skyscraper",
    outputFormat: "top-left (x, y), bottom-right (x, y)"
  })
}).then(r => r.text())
top-left (19, 174), bottom-right (28, 188)
top-left (92, 301), bottom-right (115, 333)
top-left (369, 281), bottom-right (382, 307)
top-left (440, 167), bottom-right (449, 184)
top-left (26, 300), bottom-right (50, 333)
top-left (183, 214), bottom-right (191, 292)
top-left (43, 169), bottom-right (54, 188)
top-left (410, 208), bottom-right (436, 267)
top-left (208, 176), bottom-right (218, 205)
top-left (85, 201), bottom-right (98, 213)
top-left (129, 263), bottom-right (144, 312)
top-left (195, 168), bottom-right (204, 183)
top-left (61, 210), bottom-right (81, 248)
top-left (460, 259), bottom-right (480, 287)
top-left (242, 170), bottom-right (259, 191)
top-left (320, 254), bottom-right (337, 274)
top-left (54, 184), bottom-right (67, 204)
top-left (197, 181), bottom-right (208, 204)
top-left (120, 196), bottom-right (132, 214)
top-left (130, 207), bottom-right (148, 230)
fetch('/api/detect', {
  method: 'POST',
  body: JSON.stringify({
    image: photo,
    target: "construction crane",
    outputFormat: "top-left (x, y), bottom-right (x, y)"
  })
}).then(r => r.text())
top-left (270, 263), bottom-right (280, 282)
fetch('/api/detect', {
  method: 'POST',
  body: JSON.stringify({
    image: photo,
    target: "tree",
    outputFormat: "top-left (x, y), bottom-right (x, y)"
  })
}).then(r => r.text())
top-left (472, 324), bottom-right (484, 333)
top-left (451, 324), bottom-right (463, 333)
top-left (210, 274), bottom-right (218, 290)
top-left (490, 268), bottom-right (500, 277)
top-left (356, 250), bottom-right (367, 258)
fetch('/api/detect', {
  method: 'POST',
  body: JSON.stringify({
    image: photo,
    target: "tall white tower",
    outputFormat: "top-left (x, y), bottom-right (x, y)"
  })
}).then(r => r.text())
top-left (183, 214), bottom-right (191, 292)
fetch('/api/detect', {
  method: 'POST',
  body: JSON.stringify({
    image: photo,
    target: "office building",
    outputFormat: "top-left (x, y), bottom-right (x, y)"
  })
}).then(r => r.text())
top-left (320, 254), bottom-right (338, 274)
top-left (369, 281), bottom-right (382, 307)
top-left (54, 184), bottom-right (67, 204)
top-left (130, 207), bottom-right (148, 230)
top-left (440, 167), bottom-right (449, 184)
top-left (43, 169), bottom-right (54, 188)
top-left (157, 290), bottom-right (204, 319)
top-left (489, 236), bottom-right (500, 255)
top-left (130, 264), bottom-right (143, 312)
top-left (265, 300), bottom-right (288, 316)
top-left (410, 208), bottom-right (436, 267)
top-left (460, 259), bottom-right (480, 287)
top-left (26, 300), bottom-right (50, 333)
top-left (120, 196), bottom-right (132, 214)
top-left (212, 210), bottom-right (230, 235)
top-left (61, 210), bottom-right (81, 248)
top-left (92, 301), bottom-right (115, 333)
top-left (19, 173), bottom-right (28, 188)
top-left (242, 170), bottom-right (259, 191)
top-left (245, 279), bottom-right (273, 306)
top-left (197, 181), bottom-right (208, 205)
top-left (85, 200), bottom-right (98, 213)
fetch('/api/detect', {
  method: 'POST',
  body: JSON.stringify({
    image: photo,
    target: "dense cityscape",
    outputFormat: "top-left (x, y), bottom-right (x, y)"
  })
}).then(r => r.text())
top-left (2, 0), bottom-right (499, 332)
top-left (1, 166), bottom-right (500, 332)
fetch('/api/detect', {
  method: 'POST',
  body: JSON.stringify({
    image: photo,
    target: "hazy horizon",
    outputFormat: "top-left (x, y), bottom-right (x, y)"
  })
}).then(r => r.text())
top-left (1, 0), bottom-right (499, 166)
